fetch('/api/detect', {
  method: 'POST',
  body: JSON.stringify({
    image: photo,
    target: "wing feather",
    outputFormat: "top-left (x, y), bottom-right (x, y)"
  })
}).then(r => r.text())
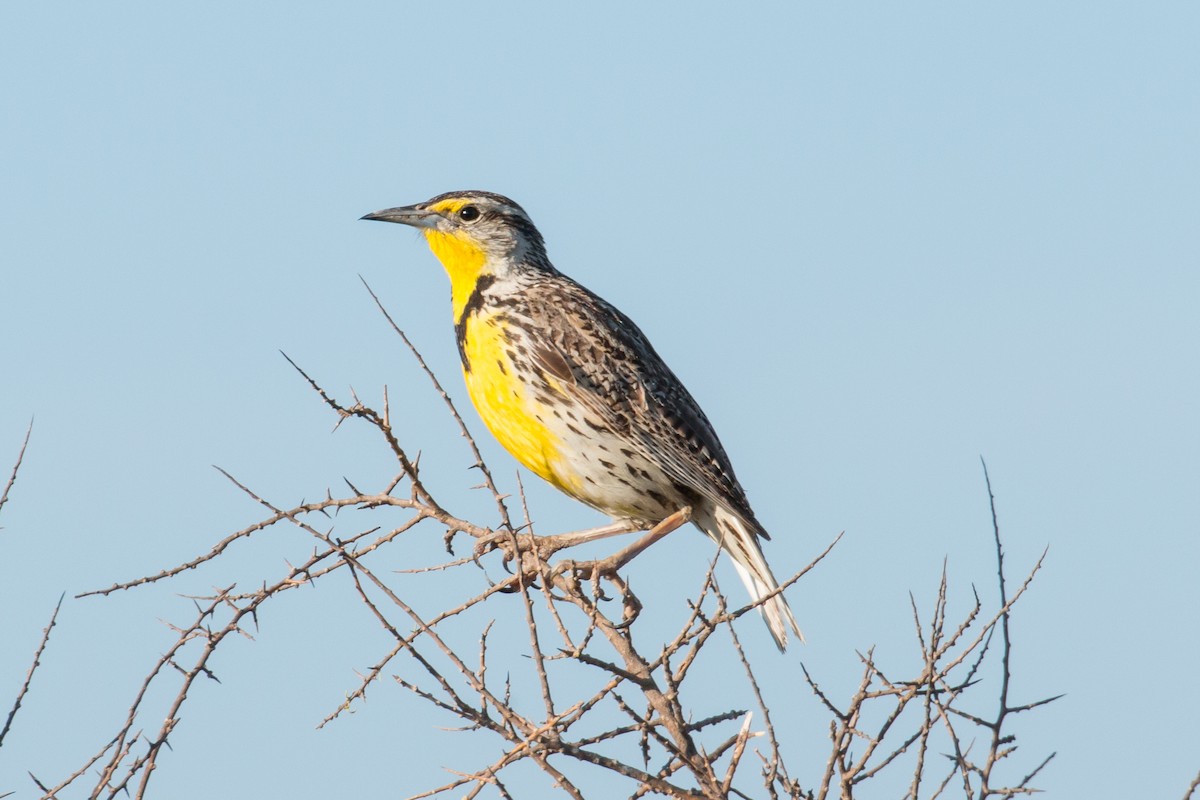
top-left (522, 277), bottom-right (766, 536)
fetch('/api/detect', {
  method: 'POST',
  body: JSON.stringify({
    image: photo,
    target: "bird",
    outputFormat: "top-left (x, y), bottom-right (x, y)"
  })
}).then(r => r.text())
top-left (362, 191), bottom-right (802, 649)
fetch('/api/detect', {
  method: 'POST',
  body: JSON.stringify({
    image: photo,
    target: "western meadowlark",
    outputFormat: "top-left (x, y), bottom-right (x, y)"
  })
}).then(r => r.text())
top-left (363, 191), bottom-right (801, 649)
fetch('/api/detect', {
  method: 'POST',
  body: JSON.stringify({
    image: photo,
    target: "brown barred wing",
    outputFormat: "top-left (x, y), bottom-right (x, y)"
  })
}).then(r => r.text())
top-left (524, 277), bottom-right (767, 539)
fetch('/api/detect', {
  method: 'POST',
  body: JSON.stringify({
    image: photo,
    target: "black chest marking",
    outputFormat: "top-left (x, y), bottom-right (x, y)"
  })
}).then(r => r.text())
top-left (454, 273), bottom-right (498, 370)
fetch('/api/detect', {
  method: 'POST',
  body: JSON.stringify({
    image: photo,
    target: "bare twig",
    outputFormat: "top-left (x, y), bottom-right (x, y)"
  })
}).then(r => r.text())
top-left (0, 419), bottom-right (33, 523)
top-left (359, 277), bottom-right (513, 532)
top-left (0, 594), bottom-right (62, 750)
top-left (1183, 767), bottom-right (1200, 800)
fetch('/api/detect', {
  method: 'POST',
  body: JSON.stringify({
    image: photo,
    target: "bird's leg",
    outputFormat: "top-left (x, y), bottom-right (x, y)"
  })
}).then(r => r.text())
top-left (570, 508), bottom-right (692, 626)
top-left (533, 518), bottom-right (643, 560)
top-left (476, 519), bottom-right (642, 565)
top-left (594, 506), bottom-right (692, 576)
top-left (481, 510), bottom-right (689, 591)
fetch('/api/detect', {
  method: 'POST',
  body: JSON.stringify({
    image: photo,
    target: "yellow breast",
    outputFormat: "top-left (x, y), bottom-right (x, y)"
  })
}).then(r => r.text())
top-left (460, 310), bottom-right (577, 495)
top-left (418, 223), bottom-right (582, 497)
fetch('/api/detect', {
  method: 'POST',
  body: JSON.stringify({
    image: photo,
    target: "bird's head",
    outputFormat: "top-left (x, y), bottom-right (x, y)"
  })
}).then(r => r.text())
top-left (363, 191), bottom-right (549, 287)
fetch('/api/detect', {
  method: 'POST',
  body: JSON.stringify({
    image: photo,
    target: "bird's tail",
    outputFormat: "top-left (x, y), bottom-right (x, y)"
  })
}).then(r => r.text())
top-left (697, 504), bottom-right (802, 651)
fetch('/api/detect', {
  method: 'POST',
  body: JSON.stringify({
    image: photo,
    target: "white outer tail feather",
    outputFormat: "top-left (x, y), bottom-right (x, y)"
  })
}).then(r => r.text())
top-left (697, 505), bottom-right (802, 651)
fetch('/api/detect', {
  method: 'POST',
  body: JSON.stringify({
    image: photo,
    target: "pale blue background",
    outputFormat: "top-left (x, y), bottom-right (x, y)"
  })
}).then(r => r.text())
top-left (2, 2), bottom-right (1197, 798)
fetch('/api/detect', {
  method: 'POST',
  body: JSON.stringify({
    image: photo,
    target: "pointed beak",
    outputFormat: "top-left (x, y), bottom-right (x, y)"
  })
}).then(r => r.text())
top-left (360, 204), bottom-right (438, 228)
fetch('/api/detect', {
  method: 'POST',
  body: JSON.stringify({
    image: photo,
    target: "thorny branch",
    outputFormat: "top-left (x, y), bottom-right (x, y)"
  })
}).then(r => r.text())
top-left (0, 419), bottom-right (32, 524)
top-left (1185, 768), bottom-right (1200, 800)
top-left (1, 422), bottom-right (60, 763)
top-left (25, 296), bottom-right (1068, 799)
top-left (0, 596), bottom-right (62, 752)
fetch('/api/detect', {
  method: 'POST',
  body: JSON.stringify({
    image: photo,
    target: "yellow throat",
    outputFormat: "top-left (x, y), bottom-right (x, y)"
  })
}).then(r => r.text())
top-left (424, 229), bottom-right (487, 322)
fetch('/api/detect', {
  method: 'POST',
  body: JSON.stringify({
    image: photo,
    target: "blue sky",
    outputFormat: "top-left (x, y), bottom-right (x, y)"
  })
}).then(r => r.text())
top-left (2, 2), bottom-right (1197, 797)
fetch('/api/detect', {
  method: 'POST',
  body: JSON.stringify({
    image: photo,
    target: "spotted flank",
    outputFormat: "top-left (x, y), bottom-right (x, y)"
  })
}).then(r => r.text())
top-left (363, 190), bottom-right (803, 650)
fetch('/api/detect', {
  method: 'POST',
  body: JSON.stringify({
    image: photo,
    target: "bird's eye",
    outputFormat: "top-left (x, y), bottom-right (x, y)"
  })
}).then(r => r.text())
top-left (458, 205), bottom-right (481, 223)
